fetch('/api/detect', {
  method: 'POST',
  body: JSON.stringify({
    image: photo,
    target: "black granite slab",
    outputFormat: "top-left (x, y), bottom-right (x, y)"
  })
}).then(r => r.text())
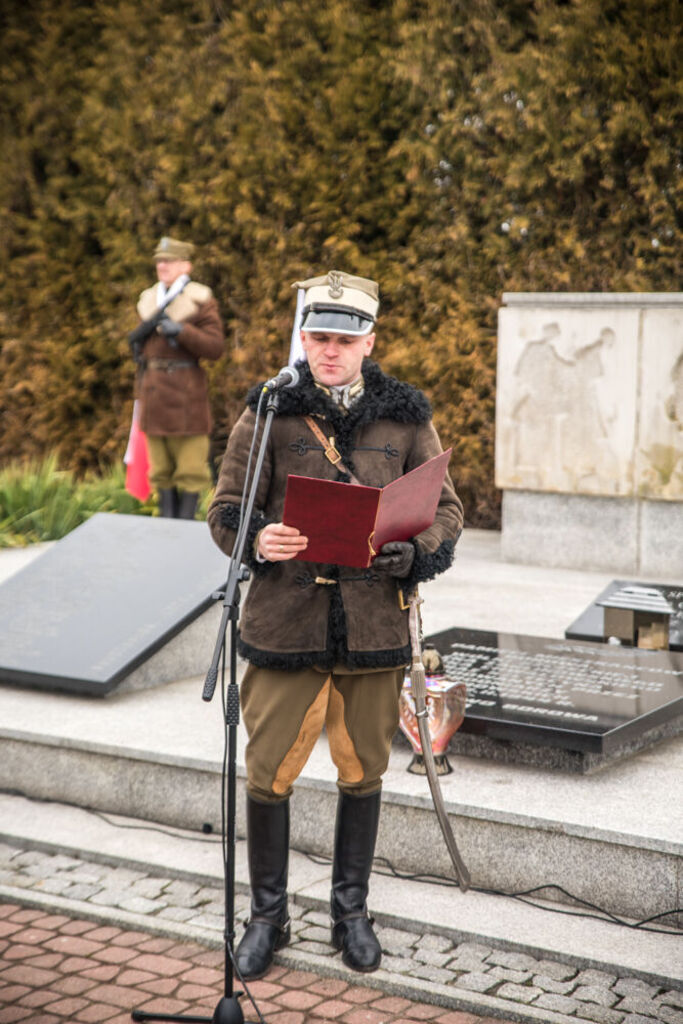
top-left (0, 513), bottom-right (228, 696)
top-left (423, 626), bottom-right (683, 755)
top-left (566, 579), bottom-right (683, 651)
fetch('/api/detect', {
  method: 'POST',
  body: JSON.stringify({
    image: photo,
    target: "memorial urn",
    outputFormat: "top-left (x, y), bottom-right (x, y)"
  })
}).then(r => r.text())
top-left (398, 645), bottom-right (466, 775)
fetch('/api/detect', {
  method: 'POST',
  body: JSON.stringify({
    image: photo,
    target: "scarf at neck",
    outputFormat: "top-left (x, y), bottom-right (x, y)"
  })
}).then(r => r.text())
top-left (156, 274), bottom-right (190, 307)
top-left (314, 376), bottom-right (365, 411)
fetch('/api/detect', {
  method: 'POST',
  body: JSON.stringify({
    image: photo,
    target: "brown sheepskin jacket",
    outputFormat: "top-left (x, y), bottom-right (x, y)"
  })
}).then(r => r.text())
top-left (136, 281), bottom-right (224, 436)
top-left (208, 359), bottom-right (464, 671)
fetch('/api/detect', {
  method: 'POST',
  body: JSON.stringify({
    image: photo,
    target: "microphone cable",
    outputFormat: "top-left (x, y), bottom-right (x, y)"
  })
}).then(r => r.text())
top-left (6, 790), bottom-right (679, 940)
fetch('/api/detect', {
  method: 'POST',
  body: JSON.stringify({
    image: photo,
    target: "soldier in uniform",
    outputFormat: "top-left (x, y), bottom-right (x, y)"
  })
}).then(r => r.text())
top-left (134, 236), bottom-right (225, 518)
top-left (207, 270), bottom-right (463, 979)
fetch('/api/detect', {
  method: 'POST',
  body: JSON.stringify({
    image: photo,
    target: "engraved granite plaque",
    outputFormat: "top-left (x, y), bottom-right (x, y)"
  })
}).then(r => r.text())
top-left (566, 580), bottom-right (683, 652)
top-left (424, 626), bottom-right (683, 755)
top-left (0, 513), bottom-right (228, 695)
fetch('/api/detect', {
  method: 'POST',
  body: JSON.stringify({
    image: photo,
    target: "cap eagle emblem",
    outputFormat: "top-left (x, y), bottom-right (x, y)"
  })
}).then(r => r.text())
top-left (327, 272), bottom-right (344, 299)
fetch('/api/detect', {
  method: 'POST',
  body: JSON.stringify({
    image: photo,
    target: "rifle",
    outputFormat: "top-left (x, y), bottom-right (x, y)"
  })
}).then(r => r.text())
top-left (128, 275), bottom-right (189, 363)
top-left (128, 310), bottom-right (166, 364)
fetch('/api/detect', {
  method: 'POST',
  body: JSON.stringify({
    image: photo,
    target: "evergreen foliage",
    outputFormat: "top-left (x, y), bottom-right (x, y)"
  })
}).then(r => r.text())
top-left (1, 0), bottom-right (680, 526)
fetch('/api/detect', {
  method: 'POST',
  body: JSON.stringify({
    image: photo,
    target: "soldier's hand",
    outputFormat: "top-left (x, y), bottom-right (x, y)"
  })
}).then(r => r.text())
top-left (374, 540), bottom-right (415, 578)
top-left (257, 523), bottom-right (309, 562)
top-left (158, 316), bottom-right (183, 339)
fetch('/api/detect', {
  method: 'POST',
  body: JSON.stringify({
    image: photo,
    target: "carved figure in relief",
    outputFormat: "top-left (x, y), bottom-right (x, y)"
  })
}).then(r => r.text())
top-left (509, 323), bottom-right (572, 488)
top-left (667, 353), bottom-right (683, 426)
top-left (570, 328), bottom-right (620, 489)
top-left (509, 323), bottom-right (619, 492)
top-left (640, 351), bottom-right (683, 498)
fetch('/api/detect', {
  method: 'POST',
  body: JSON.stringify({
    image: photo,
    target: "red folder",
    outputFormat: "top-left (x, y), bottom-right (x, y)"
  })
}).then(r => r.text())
top-left (282, 449), bottom-right (452, 567)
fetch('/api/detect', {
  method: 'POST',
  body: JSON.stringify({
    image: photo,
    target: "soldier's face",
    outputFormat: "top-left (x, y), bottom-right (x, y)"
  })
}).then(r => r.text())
top-left (301, 330), bottom-right (375, 387)
top-left (155, 259), bottom-right (192, 287)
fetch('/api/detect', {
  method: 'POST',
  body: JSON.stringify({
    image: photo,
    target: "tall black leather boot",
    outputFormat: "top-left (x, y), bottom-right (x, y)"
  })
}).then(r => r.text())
top-left (330, 790), bottom-right (382, 972)
top-left (177, 491), bottom-right (199, 520)
top-left (158, 488), bottom-right (178, 517)
top-left (235, 796), bottom-right (290, 981)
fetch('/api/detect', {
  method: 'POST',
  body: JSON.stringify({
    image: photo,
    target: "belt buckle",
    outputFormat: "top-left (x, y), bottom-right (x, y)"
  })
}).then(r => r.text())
top-left (325, 443), bottom-right (342, 465)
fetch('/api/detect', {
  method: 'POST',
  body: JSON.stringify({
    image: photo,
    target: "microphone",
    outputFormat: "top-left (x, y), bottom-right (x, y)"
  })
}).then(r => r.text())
top-left (263, 366), bottom-right (299, 390)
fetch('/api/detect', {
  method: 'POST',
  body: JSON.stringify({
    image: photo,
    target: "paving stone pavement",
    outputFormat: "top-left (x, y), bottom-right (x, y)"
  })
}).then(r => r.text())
top-left (0, 902), bottom-right (516, 1024)
top-left (1, 843), bottom-right (681, 1024)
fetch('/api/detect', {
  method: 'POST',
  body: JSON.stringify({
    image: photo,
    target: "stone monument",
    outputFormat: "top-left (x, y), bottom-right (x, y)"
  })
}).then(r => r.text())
top-left (421, 625), bottom-right (683, 772)
top-left (495, 292), bottom-right (683, 575)
top-left (0, 513), bottom-right (228, 696)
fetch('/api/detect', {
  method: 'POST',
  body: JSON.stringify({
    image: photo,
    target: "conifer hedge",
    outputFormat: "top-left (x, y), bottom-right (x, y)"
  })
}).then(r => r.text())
top-left (1, 0), bottom-right (680, 526)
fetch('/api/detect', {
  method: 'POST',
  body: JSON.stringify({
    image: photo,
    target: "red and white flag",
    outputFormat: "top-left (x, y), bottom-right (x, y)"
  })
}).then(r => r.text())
top-left (123, 400), bottom-right (151, 501)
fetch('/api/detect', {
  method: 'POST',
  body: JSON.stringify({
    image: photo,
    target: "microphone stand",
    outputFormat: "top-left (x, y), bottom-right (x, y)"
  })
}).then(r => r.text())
top-left (132, 387), bottom-right (281, 1024)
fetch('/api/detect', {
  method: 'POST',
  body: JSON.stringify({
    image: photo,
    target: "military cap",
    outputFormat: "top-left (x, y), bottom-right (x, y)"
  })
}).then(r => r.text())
top-left (293, 270), bottom-right (379, 336)
top-left (153, 236), bottom-right (194, 262)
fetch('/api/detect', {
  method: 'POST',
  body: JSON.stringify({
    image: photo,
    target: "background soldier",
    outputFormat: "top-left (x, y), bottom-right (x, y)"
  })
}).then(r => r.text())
top-left (133, 235), bottom-right (225, 518)
top-left (208, 270), bottom-right (463, 979)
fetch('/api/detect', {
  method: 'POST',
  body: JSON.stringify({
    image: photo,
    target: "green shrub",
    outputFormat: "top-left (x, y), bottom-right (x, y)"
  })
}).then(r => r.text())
top-left (0, 455), bottom-right (166, 546)
top-left (0, 0), bottom-right (679, 527)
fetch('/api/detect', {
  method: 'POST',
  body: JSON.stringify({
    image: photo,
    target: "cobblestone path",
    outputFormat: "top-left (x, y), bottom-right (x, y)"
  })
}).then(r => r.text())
top-left (0, 843), bottom-right (681, 1024)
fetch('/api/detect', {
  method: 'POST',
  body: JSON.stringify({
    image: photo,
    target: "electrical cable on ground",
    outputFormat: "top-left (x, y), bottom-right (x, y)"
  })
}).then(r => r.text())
top-left (3, 788), bottom-right (681, 938)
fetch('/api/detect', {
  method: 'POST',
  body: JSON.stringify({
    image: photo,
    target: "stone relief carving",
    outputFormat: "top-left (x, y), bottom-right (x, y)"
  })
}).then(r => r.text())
top-left (496, 300), bottom-right (682, 500)
top-left (500, 320), bottom-right (623, 494)
top-left (638, 350), bottom-right (683, 499)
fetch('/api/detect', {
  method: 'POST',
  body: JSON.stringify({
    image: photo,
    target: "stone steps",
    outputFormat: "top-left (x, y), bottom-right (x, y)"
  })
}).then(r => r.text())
top-left (1, 702), bottom-right (680, 927)
top-left (0, 790), bottom-right (680, 1022)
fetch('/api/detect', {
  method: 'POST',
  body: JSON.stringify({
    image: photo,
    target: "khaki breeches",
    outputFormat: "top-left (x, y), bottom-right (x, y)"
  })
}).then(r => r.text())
top-left (240, 664), bottom-right (405, 803)
top-left (147, 434), bottom-right (211, 492)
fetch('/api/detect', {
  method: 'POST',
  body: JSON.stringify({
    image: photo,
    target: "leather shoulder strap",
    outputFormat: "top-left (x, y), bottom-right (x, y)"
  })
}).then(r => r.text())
top-left (304, 416), bottom-right (360, 485)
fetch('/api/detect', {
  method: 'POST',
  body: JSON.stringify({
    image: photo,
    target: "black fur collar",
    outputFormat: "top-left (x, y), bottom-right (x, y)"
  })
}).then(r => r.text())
top-left (246, 359), bottom-right (432, 429)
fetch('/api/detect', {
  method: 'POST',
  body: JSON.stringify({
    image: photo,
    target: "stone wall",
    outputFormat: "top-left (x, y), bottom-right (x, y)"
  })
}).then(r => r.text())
top-left (495, 293), bottom-right (683, 575)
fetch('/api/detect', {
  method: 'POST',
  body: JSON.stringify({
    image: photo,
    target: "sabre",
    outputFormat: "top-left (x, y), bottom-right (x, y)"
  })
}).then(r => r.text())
top-left (407, 591), bottom-right (471, 891)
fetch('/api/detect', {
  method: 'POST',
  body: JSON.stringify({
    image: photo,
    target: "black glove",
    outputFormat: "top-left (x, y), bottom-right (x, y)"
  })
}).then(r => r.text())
top-left (158, 316), bottom-right (183, 339)
top-left (373, 540), bottom-right (415, 578)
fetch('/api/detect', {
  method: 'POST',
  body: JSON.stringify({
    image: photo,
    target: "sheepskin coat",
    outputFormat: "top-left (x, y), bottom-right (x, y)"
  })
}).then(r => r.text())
top-left (136, 281), bottom-right (224, 436)
top-left (208, 359), bottom-right (463, 671)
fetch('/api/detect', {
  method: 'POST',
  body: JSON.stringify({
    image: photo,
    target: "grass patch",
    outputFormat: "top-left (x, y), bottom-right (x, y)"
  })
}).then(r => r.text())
top-left (0, 455), bottom-right (210, 546)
